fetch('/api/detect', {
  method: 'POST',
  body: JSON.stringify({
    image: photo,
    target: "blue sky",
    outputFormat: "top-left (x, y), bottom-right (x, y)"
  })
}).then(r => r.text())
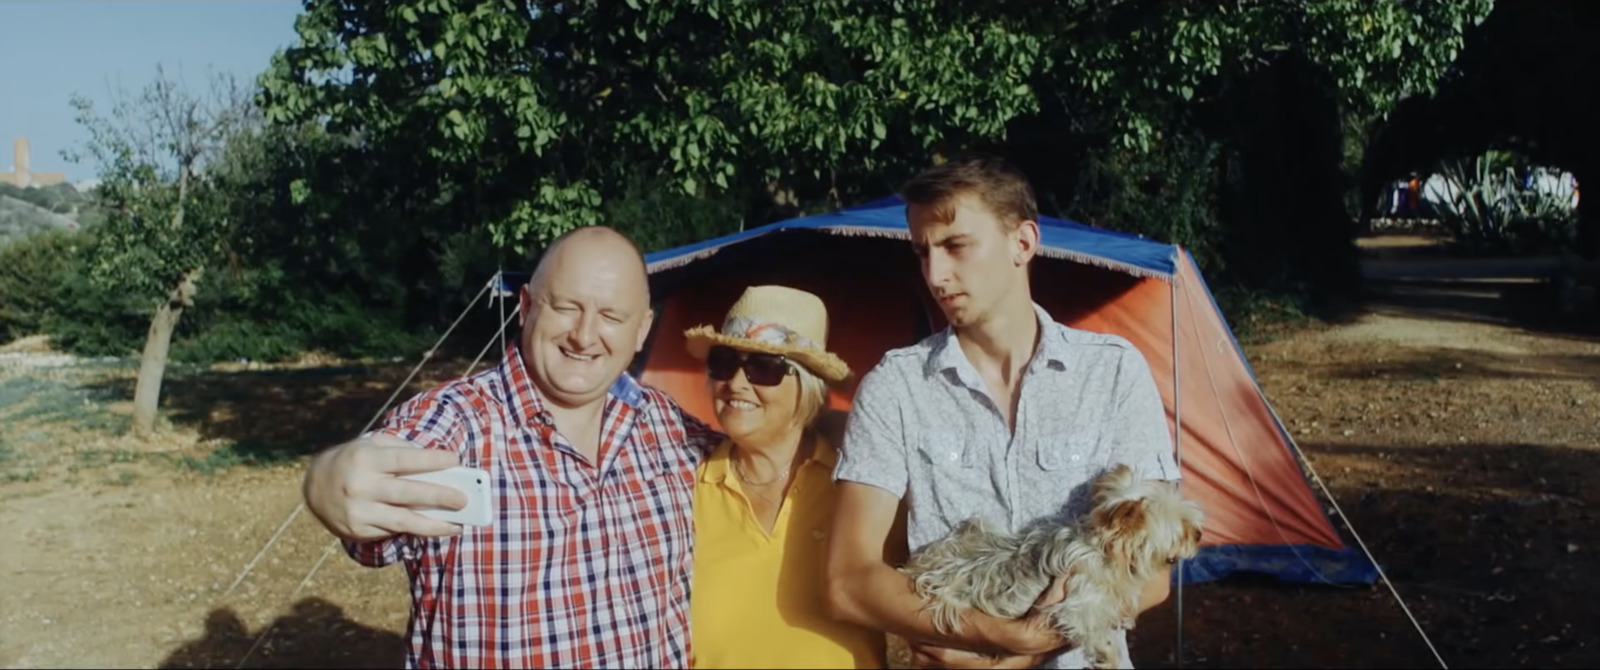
top-left (0, 1), bottom-right (306, 184)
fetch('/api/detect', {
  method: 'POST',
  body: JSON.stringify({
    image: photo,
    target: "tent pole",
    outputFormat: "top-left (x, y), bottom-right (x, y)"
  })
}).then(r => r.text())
top-left (1172, 253), bottom-right (1184, 670)
top-left (498, 268), bottom-right (507, 358)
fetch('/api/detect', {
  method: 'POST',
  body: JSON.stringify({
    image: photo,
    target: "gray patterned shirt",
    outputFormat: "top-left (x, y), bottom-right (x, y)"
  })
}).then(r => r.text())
top-left (833, 302), bottom-right (1179, 669)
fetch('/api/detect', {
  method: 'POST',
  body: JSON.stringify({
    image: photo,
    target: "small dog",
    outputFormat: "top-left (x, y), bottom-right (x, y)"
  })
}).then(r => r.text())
top-left (898, 464), bottom-right (1205, 668)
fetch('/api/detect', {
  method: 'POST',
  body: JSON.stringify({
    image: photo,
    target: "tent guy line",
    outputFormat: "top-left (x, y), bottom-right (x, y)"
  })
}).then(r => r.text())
top-left (227, 282), bottom-right (522, 670)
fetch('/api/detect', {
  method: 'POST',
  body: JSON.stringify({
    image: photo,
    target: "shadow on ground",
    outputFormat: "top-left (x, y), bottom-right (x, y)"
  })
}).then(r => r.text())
top-left (1353, 236), bottom-right (1598, 338)
top-left (159, 597), bottom-right (404, 669)
top-left (1318, 347), bottom-right (1600, 384)
top-left (1129, 441), bottom-right (1600, 668)
top-left (84, 355), bottom-right (485, 461)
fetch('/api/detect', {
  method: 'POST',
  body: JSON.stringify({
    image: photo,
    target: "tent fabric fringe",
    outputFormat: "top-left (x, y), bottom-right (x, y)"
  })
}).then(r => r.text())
top-left (646, 225), bottom-right (1174, 280)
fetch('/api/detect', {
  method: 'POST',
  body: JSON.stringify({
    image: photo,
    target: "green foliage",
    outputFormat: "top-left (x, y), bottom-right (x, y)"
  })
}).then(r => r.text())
top-left (0, 225), bottom-right (151, 358)
top-left (1424, 151), bottom-right (1579, 255)
top-left (1211, 284), bottom-right (1312, 345)
top-left (1058, 130), bottom-right (1227, 277)
top-left (46, 265), bottom-right (153, 358)
top-left (0, 229), bottom-right (88, 342)
top-left (166, 269), bottom-right (437, 364)
top-left (602, 171), bottom-right (746, 254)
top-left (1022, 0), bottom-right (1487, 151)
top-left (63, 67), bottom-right (256, 309)
top-left (16, 0), bottom-right (1498, 376)
top-left (261, 0), bottom-right (1057, 253)
top-left (257, 0), bottom-right (1496, 317)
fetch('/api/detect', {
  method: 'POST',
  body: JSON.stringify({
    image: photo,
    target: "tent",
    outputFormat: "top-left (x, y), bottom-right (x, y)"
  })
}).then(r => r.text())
top-left (629, 195), bottom-right (1378, 586)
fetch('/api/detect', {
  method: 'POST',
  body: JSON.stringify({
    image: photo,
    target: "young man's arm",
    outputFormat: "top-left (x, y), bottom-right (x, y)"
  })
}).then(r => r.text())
top-left (822, 364), bottom-right (1070, 658)
top-left (826, 481), bottom-right (1068, 658)
top-left (1113, 344), bottom-right (1189, 620)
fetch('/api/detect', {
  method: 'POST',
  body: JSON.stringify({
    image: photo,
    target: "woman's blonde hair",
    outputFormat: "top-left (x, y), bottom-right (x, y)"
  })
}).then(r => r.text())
top-left (793, 362), bottom-right (830, 429)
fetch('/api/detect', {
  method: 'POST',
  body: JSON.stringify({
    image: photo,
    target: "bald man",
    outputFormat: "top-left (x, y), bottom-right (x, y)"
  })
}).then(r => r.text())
top-left (301, 226), bottom-right (722, 669)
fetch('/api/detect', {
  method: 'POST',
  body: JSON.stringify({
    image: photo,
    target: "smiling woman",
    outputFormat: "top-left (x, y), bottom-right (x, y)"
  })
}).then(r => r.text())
top-left (681, 285), bottom-right (886, 669)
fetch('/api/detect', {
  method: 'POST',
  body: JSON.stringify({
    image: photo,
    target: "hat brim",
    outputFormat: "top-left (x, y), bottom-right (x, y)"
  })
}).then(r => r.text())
top-left (683, 325), bottom-right (853, 384)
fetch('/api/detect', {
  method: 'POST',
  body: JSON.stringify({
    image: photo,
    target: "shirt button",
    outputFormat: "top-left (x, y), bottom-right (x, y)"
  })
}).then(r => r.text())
top-left (948, 450), bottom-right (961, 463)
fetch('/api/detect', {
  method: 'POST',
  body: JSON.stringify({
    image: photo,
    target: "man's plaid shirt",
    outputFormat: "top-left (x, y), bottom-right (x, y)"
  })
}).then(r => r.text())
top-left (348, 343), bottom-right (720, 668)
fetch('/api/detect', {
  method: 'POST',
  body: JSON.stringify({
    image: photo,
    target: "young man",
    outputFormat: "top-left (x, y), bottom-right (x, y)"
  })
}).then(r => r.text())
top-left (823, 155), bottom-right (1182, 669)
top-left (300, 226), bottom-right (721, 669)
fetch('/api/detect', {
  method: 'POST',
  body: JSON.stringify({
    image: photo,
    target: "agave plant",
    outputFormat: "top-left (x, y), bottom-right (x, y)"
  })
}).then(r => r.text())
top-left (1422, 152), bottom-right (1577, 255)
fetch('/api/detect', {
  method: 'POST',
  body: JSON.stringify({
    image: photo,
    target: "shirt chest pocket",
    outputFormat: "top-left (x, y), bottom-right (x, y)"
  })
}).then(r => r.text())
top-left (1029, 435), bottom-right (1102, 518)
top-left (912, 434), bottom-right (991, 516)
top-left (1036, 434), bottom-right (1100, 471)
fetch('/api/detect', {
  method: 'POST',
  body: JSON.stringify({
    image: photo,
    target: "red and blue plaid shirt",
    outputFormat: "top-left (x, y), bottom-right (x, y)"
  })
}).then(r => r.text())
top-left (348, 343), bottom-right (720, 669)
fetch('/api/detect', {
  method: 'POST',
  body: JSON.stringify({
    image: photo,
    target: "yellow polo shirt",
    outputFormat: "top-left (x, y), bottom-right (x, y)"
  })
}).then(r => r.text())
top-left (691, 436), bottom-right (886, 669)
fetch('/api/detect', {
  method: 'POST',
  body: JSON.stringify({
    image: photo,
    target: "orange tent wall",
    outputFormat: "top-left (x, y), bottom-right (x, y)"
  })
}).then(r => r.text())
top-left (1028, 254), bottom-right (1345, 551)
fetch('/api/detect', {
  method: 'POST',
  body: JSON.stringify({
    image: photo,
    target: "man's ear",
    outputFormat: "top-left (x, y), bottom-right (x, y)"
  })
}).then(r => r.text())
top-left (1014, 219), bottom-right (1041, 266)
top-left (518, 284), bottom-right (535, 328)
top-left (635, 308), bottom-right (655, 353)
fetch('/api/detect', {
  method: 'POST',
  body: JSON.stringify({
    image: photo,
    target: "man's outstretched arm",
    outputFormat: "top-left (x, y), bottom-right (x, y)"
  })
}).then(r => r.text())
top-left (303, 389), bottom-right (473, 567)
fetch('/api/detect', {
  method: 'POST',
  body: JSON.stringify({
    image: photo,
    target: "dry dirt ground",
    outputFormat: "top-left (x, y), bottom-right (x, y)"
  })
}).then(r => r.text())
top-left (1, 235), bottom-right (1596, 669)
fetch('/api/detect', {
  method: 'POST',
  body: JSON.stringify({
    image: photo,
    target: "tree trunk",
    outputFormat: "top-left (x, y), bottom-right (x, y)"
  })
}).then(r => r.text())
top-left (130, 269), bottom-right (202, 438)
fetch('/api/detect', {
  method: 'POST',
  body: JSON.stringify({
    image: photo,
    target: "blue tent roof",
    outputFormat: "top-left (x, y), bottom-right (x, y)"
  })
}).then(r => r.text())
top-left (642, 195), bottom-right (1180, 279)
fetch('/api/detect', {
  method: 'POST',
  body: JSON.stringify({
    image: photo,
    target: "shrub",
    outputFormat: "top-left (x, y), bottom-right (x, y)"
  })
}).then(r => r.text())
top-left (1424, 152), bottom-right (1579, 255)
top-left (0, 229), bottom-right (88, 343)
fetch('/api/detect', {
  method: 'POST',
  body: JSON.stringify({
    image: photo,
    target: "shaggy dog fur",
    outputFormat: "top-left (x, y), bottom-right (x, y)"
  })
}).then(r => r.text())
top-left (898, 464), bottom-right (1205, 668)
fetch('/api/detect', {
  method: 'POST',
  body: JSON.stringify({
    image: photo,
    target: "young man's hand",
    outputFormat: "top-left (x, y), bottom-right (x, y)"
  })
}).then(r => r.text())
top-left (908, 642), bottom-right (1049, 669)
top-left (995, 572), bottom-right (1072, 656)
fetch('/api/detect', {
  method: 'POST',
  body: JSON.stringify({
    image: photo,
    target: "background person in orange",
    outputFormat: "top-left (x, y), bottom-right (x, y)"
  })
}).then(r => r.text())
top-left (683, 285), bottom-right (888, 669)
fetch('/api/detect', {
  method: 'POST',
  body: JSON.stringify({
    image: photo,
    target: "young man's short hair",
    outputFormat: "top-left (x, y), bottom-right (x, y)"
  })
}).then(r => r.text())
top-left (899, 153), bottom-right (1039, 230)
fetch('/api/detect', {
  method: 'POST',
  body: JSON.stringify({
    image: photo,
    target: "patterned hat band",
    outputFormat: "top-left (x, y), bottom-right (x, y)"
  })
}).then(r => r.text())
top-left (721, 315), bottom-right (822, 351)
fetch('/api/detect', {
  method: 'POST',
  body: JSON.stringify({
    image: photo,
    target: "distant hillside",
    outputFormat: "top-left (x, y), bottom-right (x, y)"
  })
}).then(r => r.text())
top-left (0, 182), bottom-right (87, 215)
top-left (0, 195), bottom-right (81, 245)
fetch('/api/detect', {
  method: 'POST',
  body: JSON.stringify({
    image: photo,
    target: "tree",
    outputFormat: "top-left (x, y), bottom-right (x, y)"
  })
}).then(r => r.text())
top-left (260, 0), bottom-right (1492, 297)
top-left (64, 66), bottom-right (256, 437)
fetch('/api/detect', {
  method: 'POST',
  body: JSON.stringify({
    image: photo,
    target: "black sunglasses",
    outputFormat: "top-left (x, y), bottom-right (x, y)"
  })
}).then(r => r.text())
top-left (706, 345), bottom-right (795, 386)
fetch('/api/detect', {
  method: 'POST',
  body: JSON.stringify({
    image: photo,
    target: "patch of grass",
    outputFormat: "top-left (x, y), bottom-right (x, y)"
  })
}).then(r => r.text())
top-left (0, 376), bottom-right (61, 408)
top-left (75, 449), bottom-right (141, 468)
top-left (1213, 285), bottom-right (1315, 345)
top-left (106, 470), bottom-right (136, 486)
top-left (175, 439), bottom-right (303, 474)
top-left (0, 373), bottom-right (126, 435)
top-left (2, 469), bottom-right (38, 483)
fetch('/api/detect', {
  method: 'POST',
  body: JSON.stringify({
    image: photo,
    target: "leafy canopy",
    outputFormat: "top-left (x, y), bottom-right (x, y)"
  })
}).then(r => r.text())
top-left (261, 0), bottom-right (1493, 253)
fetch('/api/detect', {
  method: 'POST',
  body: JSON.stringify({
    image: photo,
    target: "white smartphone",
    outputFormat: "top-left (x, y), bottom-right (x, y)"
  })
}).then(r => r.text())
top-left (400, 466), bottom-right (494, 527)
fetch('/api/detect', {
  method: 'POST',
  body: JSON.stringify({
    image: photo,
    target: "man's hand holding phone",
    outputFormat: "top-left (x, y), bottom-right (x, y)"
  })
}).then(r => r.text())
top-left (302, 433), bottom-right (481, 542)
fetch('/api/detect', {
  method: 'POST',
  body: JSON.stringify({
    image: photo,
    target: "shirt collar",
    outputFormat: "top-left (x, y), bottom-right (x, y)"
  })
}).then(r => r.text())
top-left (498, 341), bottom-right (645, 431)
top-left (699, 431), bottom-right (839, 485)
top-left (925, 302), bottom-right (1069, 380)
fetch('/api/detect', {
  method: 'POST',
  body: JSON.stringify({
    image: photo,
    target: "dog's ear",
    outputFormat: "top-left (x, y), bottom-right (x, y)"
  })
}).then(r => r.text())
top-left (1178, 513), bottom-right (1205, 557)
top-left (1095, 497), bottom-right (1149, 566)
top-left (1105, 498), bottom-right (1147, 536)
top-left (1091, 464), bottom-right (1137, 504)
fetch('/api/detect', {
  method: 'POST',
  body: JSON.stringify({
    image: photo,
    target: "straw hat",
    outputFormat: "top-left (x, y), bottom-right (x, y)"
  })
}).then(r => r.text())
top-left (683, 285), bottom-right (852, 384)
